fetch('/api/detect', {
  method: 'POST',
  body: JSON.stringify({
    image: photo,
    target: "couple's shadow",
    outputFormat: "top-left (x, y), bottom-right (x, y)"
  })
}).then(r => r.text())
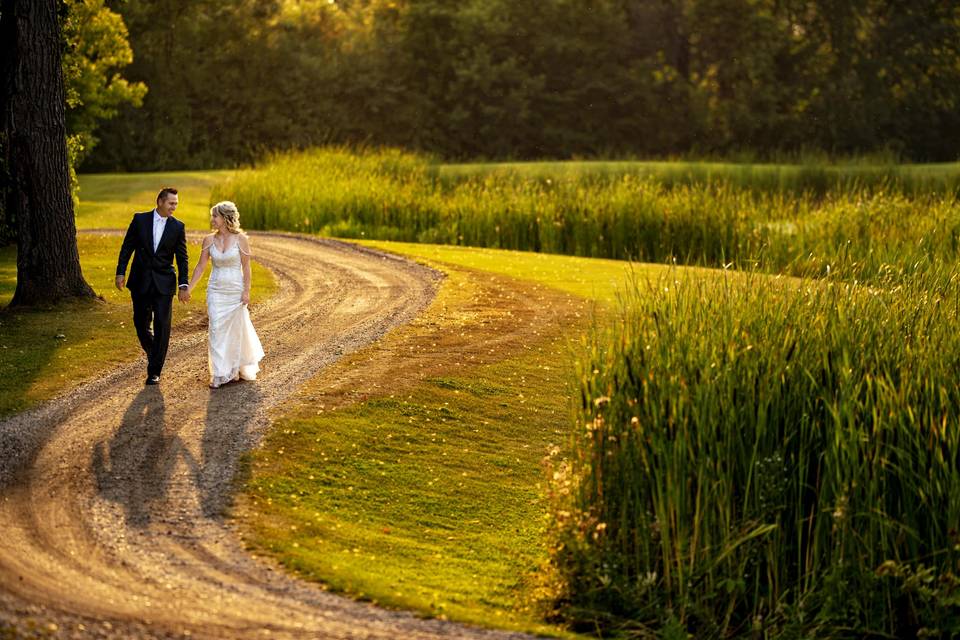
top-left (91, 381), bottom-right (261, 527)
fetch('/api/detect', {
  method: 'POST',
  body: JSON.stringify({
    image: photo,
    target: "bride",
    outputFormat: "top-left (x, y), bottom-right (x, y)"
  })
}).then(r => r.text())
top-left (187, 201), bottom-right (265, 388)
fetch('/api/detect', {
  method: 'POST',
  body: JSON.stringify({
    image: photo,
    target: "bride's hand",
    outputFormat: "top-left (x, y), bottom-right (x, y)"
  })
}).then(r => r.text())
top-left (241, 291), bottom-right (250, 306)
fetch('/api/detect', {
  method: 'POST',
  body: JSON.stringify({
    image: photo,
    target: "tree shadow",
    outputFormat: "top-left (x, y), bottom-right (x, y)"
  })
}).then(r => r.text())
top-left (197, 381), bottom-right (263, 519)
top-left (0, 298), bottom-right (108, 418)
top-left (92, 386), bottom-right (198, 527)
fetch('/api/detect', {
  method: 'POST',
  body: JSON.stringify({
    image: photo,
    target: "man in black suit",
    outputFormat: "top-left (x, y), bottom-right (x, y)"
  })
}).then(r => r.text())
top-left (115, 187), bottom-right (190, 385)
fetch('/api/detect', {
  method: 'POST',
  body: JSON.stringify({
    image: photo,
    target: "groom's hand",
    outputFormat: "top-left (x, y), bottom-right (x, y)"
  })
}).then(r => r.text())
top-left (178, 288), bottom-right (190, 304)
top-left (115, 275), bottom-right (125, 290)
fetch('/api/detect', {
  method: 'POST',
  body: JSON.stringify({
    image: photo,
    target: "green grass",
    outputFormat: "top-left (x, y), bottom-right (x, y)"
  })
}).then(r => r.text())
top-left (353, 239), bottom-right (666, 302)
top-left (215, 147), bottom-right (960, 283)
top-left (76, 170), bottom-right (232, 230)
top-left (0, 172), bottom-right (274, 418)
top-left (244, 338), bottom-right (575, 633)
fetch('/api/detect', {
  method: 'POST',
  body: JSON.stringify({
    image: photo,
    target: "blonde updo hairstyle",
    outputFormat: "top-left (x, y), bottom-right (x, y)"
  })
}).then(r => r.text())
top-left (211, 200), bottom-right (243, 234)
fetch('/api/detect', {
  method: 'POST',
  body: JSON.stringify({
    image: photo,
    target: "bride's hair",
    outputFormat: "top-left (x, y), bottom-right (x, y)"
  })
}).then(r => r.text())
top-left (211, 200), bottom-right (243, 234)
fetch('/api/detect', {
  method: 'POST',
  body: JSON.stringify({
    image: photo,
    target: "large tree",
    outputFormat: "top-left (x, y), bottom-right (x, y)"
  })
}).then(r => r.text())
top-left (0, 0), bottom-right (95, 305)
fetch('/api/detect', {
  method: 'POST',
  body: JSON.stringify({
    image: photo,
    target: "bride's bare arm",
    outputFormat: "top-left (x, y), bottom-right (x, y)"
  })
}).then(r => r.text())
top-left (187, 236), bottom-right (212, 293)
top-left (239, 234), bottom-right (252, 305)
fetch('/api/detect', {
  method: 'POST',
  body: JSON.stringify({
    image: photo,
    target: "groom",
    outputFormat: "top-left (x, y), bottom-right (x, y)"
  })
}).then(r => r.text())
top-left (115, 187), bottom-right (190, 385)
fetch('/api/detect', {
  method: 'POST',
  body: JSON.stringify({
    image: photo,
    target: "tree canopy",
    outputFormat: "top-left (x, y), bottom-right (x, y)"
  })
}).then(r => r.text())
top-left (63, 0), bottom-right (147, 167)
top-left (68, 0), bottom-right (960, 169)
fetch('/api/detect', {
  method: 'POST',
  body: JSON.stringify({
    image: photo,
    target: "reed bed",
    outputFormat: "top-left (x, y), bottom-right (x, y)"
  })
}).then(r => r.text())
top-left (438, 159), bottom-right (960, 196)
top-left (213, 148), bottom-right (960, 281)
top-left (544, 266), bottom-right (960, 637)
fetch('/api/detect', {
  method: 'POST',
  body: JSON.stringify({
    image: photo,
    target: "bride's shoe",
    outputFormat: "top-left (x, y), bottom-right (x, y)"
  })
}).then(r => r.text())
top-left (209, 373), bottom-right (239, 389)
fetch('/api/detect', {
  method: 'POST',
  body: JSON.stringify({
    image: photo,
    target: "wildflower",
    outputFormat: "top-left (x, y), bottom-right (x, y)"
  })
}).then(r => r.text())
top-left (832, 494), bottom-right (848, 521)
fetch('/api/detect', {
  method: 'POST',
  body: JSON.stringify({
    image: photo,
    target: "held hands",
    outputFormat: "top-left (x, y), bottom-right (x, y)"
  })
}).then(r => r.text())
top-left (178, 288), bottom-right (191, 304)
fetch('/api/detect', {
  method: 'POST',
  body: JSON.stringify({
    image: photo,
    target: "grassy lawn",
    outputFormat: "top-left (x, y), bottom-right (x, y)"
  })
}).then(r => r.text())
top-left (235, 240), bottom-right (675, 635)
top-left (76, 170), bottom-right (233, 231)
top-left (0, 171), bottom-right (273, 418)
top-left (354, 239), bottom-right (677, 302)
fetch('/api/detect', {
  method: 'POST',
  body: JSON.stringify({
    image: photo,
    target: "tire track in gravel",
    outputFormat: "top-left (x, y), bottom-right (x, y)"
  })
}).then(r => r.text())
top-left (0, 231), bottom-right (533, 639)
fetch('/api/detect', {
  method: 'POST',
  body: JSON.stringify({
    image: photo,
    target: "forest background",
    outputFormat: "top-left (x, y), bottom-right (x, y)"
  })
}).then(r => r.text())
top-left (2, 0), bottom-right (960, 241)
top-left (78, 0), bottom-right (960, 170)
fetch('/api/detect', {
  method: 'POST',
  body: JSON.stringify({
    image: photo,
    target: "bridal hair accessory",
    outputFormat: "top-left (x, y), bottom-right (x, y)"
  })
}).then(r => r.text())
top-left (211, 200), bottom-right (243, 234)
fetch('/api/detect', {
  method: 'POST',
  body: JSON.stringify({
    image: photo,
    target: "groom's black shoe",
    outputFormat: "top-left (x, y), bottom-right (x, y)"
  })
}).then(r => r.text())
top-left (145, 374), bottom-right (160, 385)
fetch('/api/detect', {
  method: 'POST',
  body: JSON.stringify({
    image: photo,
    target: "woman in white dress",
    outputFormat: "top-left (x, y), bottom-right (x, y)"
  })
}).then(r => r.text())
top-left (187, 201), bottom-right (265, 388)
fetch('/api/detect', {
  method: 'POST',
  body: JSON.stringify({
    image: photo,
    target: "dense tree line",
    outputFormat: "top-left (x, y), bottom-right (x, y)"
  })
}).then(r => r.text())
top-left (85, 0), bottom-right (960, 171)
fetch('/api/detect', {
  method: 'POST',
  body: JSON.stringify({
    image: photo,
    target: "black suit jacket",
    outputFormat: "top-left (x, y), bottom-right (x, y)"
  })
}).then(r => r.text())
top-left (116, 211), bottom-right (189, 296)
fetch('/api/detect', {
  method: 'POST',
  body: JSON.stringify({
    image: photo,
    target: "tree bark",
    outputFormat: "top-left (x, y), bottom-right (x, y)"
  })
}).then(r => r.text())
top-left (0, 0), bottom-right (95, 306)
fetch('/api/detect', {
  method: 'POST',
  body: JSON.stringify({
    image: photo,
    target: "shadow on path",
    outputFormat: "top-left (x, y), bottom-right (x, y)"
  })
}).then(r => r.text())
top-left (92, 386), bottom-right (197, 527)
top-left (199, 381), bottom-right (263, 518)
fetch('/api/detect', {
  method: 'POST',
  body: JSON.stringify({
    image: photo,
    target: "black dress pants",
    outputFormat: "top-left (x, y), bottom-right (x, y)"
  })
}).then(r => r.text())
top-left (131, 284), bottom-right (174, 377)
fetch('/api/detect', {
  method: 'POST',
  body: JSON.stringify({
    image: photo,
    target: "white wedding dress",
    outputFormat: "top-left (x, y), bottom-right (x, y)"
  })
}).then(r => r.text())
top-left (207, 239), bottom-right (264, 388)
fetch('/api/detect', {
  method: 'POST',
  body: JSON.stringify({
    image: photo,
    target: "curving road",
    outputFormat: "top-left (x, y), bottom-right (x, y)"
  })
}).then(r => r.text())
top-left (0, 232), bottom-right (531, 639)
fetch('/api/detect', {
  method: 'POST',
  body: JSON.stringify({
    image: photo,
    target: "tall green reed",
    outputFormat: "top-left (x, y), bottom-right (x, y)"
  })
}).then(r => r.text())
top-left (214, 148), bottom-right (960, 283)
top-left (544, 266), bottom-right (960, 637)
top-left (437, 158), bottom-right (960, 197)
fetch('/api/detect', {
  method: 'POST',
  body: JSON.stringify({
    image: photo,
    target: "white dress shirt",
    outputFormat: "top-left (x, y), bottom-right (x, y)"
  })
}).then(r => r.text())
top-left (152, 209), bottom-right (187, 289)
top-left (152, 209), bottom-right (169, 252)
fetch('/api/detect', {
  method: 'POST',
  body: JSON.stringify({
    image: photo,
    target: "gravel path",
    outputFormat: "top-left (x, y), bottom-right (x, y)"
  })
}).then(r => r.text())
top-left (0, 232), bottom-right (533, 639)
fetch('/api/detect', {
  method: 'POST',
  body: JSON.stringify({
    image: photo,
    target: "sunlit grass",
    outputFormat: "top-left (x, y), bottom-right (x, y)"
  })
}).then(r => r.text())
top-left (351, 238), bottom-right (671, 303)
top-left (242, 331), bottom-right (578, 633)
top-left (77, 170), bottom-right (232, 230)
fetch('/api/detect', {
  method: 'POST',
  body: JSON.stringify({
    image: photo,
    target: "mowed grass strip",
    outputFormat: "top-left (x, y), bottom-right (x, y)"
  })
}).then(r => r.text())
top-left (0, 231), bottom-right (274, 419)
top-left (77, 170), bottom-right (233, 230)
top-left (234, 242), bottom-right (670, 633)
top-left (352, 239), bottom-right (686, 302)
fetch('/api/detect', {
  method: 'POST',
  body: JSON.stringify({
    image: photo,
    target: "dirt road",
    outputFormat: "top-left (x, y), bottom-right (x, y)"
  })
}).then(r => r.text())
top-left (0, 233), bottom-right (531, 639)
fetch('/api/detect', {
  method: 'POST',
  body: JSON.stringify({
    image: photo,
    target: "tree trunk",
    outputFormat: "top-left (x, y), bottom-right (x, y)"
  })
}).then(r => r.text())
top-left (0, 0), bottom-right (95, 306)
